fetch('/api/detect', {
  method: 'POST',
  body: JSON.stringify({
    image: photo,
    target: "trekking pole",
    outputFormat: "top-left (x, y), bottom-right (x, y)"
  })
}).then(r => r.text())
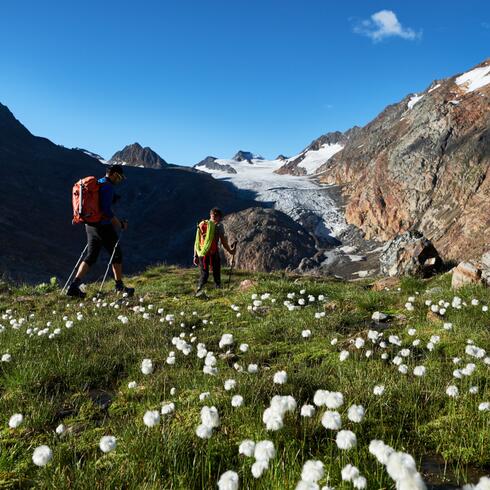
top-left (227, 241), bottom-right (238, 288)
top-left (98, 231), bottom-right (123, 296)
top-left (61, 244), bottom-right (88, 295)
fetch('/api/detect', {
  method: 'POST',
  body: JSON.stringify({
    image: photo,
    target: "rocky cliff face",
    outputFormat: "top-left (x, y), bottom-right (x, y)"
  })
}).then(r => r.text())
top-left (316, 59), bottom-right (490, 262)
top-left (222, 207), bottom-right (316, 272)
top-left (108, 142), bottom-right (167, 169)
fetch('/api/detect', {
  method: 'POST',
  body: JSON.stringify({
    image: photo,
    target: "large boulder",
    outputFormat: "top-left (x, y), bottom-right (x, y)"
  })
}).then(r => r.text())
top-left (379, 231), bottom-right (443, 277)
top-left (451, 261), bottom-right (484, 289)
top-left (222, 207), bottom-right (317, 272)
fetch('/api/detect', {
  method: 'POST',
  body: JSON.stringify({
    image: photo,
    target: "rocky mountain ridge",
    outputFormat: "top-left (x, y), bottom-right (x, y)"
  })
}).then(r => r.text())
top-left (315, 58), bottom-right (490, 263)
top-left (108, 142), bottom-right (167, 169)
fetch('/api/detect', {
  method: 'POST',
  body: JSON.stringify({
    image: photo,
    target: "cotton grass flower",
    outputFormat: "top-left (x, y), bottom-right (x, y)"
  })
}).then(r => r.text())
top-left (55, 423), bottom-right (65, 435)
top-left (143, 410), bottom-right (160, 427)
top-left (141, 358), bottom-right (154, 375)
top-left (99, 435), bottom-right (117, 453)
top-left (369, 440), bottom-right (394, 465)
top-left (446, 385), bottom-right (459, 398)
top-left (479, 402), bottom-right (490, 411)
top-left (373, 385), bottom-right (385, 396)
top-left (347, 404), bottom-right (365, 423)
top-left (339, 350), bottom-right (349, 361)
top-left (217, 470), bottom-right (239, 490)
top-left (413, 366), bottom-right (426, 377)
top-left (231, 395), bottom-right (244, 407)
top-left (341, 464), bottom-right (360, 481)
top-left (247, 364), bottom-right (258, 373)
top-left (32, 445), bottom-right (53, 466)
top-left (336, 430), bottom-right (357, 450)
top-left (321, 411), bottom-right (342, 430)
top-left (239, 439), bottom-right (255, 457)
top-left (353, 476), bottom-right (367, 489)
top-left (219, 334), bottom-right (234, 349)
top-left (254, 440), bottom-right (276, 462)
top-left (8, 413), bottom-right (23, 429)
top-left (301, 404), bottom-right (316, 417)
top-left (251, 459), bottom-right (269, 478)
top-left (224, 379), bottom-right (236, 391)
top-left (297, 460), bottom-right (324, 487)
top-left (273, 370), bottom-right (287, 384)
top-left (161, 402), bottom-right (175, 415)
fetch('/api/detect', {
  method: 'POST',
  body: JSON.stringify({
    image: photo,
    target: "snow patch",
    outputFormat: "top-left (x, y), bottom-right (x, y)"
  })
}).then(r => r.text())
top-left (428, 83), bottom-right (441, 93)
top-left (455, 65), bottom-right (490, 93)
top-left (297, 143), bottom-right (344, 175)
top-left (407, 94), bottom-right (424, 109)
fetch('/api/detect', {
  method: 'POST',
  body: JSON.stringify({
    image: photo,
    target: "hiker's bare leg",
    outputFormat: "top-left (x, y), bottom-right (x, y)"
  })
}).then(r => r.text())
top-left (75, 261), bottom-right (90, 280)
top-left (112, 263), bottom-right (123, 282)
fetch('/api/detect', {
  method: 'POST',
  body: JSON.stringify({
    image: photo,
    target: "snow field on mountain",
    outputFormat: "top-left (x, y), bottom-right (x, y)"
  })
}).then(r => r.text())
top-left (456, 65), bottom-right (490, 93)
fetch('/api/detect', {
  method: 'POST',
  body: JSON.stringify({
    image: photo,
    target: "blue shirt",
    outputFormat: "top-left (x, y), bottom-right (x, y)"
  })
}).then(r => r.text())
top-left (98, 176), bottom-right (114, 224)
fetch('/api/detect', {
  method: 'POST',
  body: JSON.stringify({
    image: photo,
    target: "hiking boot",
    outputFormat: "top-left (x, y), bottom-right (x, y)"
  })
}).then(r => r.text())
top-left (195, 287), bottom-right (205, 298)
top-left (115, 283), bottom-right (135, 297)
top-left (66, 282), bottom-right (86, 298)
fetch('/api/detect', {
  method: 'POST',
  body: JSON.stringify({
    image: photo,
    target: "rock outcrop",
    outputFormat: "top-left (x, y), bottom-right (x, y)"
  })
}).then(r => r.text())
top-left (222, 207), bottom-right (316, 272)
top-left (108, 142), bottom-right (167, 169)
top-left (379, 231), bottom-right (443, 277)
top-left (451, 261), bottom-right (484, 289)
top-left (317, 59), bottom-right (490, 263)
top-left (194, 156), bottom-right (237, 174)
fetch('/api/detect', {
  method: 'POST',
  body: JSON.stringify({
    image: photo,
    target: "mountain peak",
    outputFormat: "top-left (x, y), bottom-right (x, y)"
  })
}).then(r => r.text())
top-left (108, 143), bottom-right (167, 169)
top-left (232, 150), bottom-right (264, 162)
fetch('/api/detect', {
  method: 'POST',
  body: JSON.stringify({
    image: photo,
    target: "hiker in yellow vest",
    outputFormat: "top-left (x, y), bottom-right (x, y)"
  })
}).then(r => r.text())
top-left (194, 207), bottom-right (236, 296)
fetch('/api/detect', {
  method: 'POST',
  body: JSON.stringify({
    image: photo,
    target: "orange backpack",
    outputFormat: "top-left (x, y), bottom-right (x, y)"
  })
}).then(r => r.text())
top-left (72, 176), bottom-right (103, 224)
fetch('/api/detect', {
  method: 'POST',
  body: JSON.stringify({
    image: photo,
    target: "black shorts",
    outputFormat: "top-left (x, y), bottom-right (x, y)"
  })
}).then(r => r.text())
top-left (83, 224), bottom-right (122, 266)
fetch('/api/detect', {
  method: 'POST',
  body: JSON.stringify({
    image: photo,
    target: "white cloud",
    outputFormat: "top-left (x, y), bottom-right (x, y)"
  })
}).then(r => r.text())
top-left (354, 10), bottom-right (421, 42)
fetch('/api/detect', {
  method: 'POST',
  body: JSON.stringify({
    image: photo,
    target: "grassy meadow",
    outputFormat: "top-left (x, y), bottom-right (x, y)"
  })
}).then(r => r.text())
top-left (0, 266), bottom-right (488, 489)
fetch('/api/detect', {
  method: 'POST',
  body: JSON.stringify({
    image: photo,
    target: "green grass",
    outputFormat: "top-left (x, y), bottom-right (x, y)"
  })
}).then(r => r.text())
top-left (0, 266), bottom-right (489, 489)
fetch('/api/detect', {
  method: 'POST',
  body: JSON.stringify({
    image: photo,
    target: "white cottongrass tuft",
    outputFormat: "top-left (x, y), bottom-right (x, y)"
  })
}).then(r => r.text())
top-left (217, 470), bottom-right (239, 490)
top-left (273, 370), bottom-right (287, 384)
top-left (321, 411), bottom-right (342, 430)
top-left (239, 439), bottom-right (255, 457)
top-left (55, 424), bottom-right (65, 435)
top-left (373, 385), bottom-right (385, 396)
top-left (99, 435), bottom-right (117, 453)
top-left (254, 440), bottom-right (276, 462)
top-left (251, 459), bottom-right (269, 478)
top-left (301, 460), bottom-right (324, 482)
top-left (32, 445), bottom-right (53, 466)
top-left (143, 410), bottom-right (160, 427)
top-left (219, 334), bottom-right (234, 349)
top-left (341, 464), bottom-right (360, 481)
top-left (353, 476), bottom-right (367, 489)
top-left (161, 402), bottom-right (175, 415)
top-left (231, 395), bottom-right (244, 407)
top-left (8, 413), bottom-right (23, 429)
top-left (446, 385), bottom-right (459, 398)
top-left (339, 350), bottom-right (350, 361)
top-left (325, 391), bottom-right (344, 409)
top-left (128, 381), bottom-right (137, 389)
top-left (224, 379), bottom-right (236, 391)
top-left (386, 451), bottom-right (426, 490)
top-left (336, 430), bottom-right (357, 450)
top-left (369, 440), bottom-right (394, 465)
top-left (479, 402), bottom-right (490, 411)
top-left (413, 366), bottom-right (426, 377)
top-left (347, 404), bottom-right (365, 423)
top-left (247, 364), bottom-right (258, 374)
top-left (141, 358), bottom-right (154, 375)
top-left (300, 404), bottom-right (316, 417)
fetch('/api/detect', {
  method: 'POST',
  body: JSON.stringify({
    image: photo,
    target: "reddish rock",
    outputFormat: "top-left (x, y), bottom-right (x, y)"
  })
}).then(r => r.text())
top-left (451, 261), bottom-right (484, 289)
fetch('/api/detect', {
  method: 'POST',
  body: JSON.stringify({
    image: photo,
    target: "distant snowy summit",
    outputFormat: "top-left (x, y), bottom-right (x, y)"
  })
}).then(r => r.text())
top-left (108, 142), bottom-right (167, 169)
top-left (275, 128), bottom-right (360, 176)
top-left (194, 151), bottom-right (267, 173)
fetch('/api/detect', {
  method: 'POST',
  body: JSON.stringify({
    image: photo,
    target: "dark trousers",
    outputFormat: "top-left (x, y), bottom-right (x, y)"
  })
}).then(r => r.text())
top-left (83, 224), bottom-right (122, 266)
top-left (198, 253), bottom-right (221, 289)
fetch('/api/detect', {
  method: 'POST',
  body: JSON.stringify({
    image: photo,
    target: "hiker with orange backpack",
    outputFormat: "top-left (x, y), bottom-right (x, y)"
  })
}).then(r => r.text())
top-left (194, 207), bottom-right (236, 296)
top-left (66, 164), bottom-right (134, 298)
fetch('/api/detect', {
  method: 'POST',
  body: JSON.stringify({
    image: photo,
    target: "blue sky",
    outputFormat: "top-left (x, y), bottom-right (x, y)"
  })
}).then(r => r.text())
top-left (0, 0), bottom-right (489, 165)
